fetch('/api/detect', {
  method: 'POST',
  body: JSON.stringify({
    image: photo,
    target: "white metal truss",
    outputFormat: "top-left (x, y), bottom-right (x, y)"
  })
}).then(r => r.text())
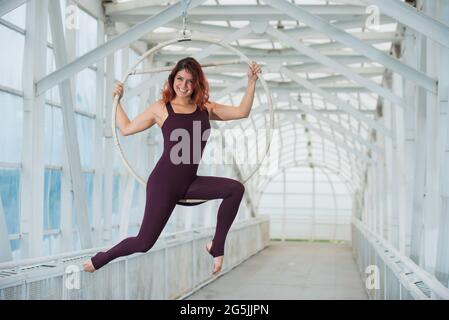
top-left (19, 0), bottom-right (48, 258)
top-left (48, 0), bottom-right (92, 249)
top-left (281, 67), bottom-right (391, 137)
top-left (264, 0), bottom-right (438, 93)
top-left (266, 26), bottom-right (407, 109)
top-left (36, 0), bottom-right (208, 95)
top-left (104, 4), bottom-right (388, 22)
top-left (0, 0), bottom-right (28, 17)
top-left (1, 0), bottom-right (449, 299)
top-left (363, 0), bottom-right (449, 49)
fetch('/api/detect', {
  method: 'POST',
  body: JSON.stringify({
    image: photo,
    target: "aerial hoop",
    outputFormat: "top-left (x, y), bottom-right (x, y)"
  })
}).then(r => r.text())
top-left (112, 35), bottom-right (275, 205)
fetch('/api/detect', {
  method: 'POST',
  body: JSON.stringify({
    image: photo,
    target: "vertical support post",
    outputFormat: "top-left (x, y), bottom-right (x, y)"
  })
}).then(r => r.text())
top-left (281, 169), bottom-right (286, 241)
top-left (48, 0), bottom-right (92, 249)
top-left (435, 0), bottom-right (449, 287)
top-left (410, 29), bottom-right (427, 265)
top-left (92, 17), bottom-right (105, 246)
top-left (402, 26), bottom-right (418, 257)
top-left (20, 0), bottom-right (48, 258)
top-left (422, 0), bottom-right (441, 272)
top-left (102, 21), bottom-right (115, 245)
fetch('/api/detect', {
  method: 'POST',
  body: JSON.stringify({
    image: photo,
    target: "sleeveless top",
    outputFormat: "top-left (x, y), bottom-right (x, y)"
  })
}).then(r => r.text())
top-left (148, 101), bottom-right (211, 200)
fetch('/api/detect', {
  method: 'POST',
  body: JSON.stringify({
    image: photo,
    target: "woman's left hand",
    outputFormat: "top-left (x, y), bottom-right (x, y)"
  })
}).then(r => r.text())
top-left (247, 61), bottom-right (261, 82)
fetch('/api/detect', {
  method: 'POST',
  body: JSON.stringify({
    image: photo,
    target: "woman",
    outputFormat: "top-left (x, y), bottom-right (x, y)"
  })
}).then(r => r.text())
top-left (83, 57), bottom-right (261, 276)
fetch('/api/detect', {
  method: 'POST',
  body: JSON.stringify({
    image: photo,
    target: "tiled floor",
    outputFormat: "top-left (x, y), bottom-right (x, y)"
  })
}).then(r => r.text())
top-left (186, 241), bottom-right (368, 300)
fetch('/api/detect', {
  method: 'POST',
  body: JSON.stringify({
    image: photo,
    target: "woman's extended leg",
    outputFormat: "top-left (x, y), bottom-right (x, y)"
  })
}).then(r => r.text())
top-left (183, 176), bottom-right (245, 274)
top-left (86, 191), bottom-right (178, 271)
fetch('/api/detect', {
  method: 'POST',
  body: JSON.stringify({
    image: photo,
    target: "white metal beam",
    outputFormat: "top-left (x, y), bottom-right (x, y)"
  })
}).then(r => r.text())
top-left (274, 107), bottom-right (376, 115)
top-left (264, 0), bottom-right (437, 93)
top-left (146, 30), bottom-right (398, 43)
top-left (105, 4), bottom-right (368, 16)
top-left (363, 0), bottom-right (449, 49)
top-left (153, 52), bottom-right (380, 64)
top-left (254, 118), bottom-right (362, 179)
top-left (72, 0), bottom-right (105, 21)
top-left (118, 45), bottom-right (135, 241)
top-left (48, 0), bottom-right (92, 249)
top-left (281, 67), bottom-right (391, 137)
top-left (435, 0), bottom-right (449, 287)
top-left (164, 16), bottom-right (395, 40)
top-left (36, 0), bottom-right (208, 96)
top-left (19, 0), bottom-right (48, 258)
top-left (142, 34), bottom-right (395, 56)
top-left (60, 139), bottom-right (73, 251)
top-left (266, 26), bottom-right (407, 109)
top-left (0, 0), bottom-right (28, 17)
top-left (409, 31), bottom-right (427, 264)
top-left (286, 63), bottom-right (380, 74)
top-left (421, 0), bottom-right (441, 272)
top-left (257, 158), bottom-right (356, 195)
top-left (290, 99), bottom-right (383, 154)
top-left (124, 25), bottom-right (252, 101)
top-left (212, 84), bottom-right (369, 93)
top-left (59, 0), bottom-right (77, 253)
top-left (106, 4), bottom-right (388, 22)
top-left (92, 18), bottom-right (105, 246)
top-left (102, 47), bottom-right (115, 246)
top-left (277, 118), bottom-right (371, 167)
top-left (256, 161), bottom-right (356, 205)
top-left (210, 73), bottom-right (383, 88)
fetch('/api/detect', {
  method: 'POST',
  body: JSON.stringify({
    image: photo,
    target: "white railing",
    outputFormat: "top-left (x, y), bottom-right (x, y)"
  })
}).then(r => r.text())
top-left (0, 217), bottom-right (270, 300)
top-left (352, 216), bottom-right (449, 300)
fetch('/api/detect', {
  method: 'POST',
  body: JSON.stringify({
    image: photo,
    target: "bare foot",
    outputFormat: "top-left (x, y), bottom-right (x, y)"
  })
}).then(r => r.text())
top-left (206, 241), bottom-right (224, 276)
top-left (83, 259), bottom-right (96, 273)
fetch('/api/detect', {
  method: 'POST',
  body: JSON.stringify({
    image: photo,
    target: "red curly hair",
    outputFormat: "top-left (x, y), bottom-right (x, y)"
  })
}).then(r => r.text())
top-left (161, 57), bottom-right (209, 111)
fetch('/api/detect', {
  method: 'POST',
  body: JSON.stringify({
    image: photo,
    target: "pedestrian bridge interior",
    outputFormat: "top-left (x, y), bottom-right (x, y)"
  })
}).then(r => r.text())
top-left (0, 0), bottom-right (448, 300)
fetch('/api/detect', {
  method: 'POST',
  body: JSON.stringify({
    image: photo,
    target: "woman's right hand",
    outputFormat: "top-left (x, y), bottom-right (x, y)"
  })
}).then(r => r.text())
top-left (113, 82), bottom-right (124, 100)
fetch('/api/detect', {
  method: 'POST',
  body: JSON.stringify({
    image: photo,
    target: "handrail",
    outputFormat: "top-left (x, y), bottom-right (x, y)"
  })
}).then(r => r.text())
top-left (352, 216), bottom-right (449, 299)
top-left (0, 217), bottom-right (267, 270)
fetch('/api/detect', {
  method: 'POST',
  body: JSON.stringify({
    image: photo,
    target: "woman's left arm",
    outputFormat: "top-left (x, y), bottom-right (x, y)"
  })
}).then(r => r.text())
top-left (206, 62), bottom-right (261, 121)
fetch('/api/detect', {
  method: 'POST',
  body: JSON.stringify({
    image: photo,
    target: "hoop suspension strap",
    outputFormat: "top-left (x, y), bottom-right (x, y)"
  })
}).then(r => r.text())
top-left (181, 0), bottom-right (192, 37)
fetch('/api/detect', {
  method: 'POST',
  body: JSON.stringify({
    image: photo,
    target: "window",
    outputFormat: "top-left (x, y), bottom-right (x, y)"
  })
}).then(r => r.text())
top-left (0, 26), bottom-right (24, 91)
top-left (0, 92), bottom-right (23, 163)
top-left (0, 168), bottom-right (21, 251)
top-left (44, 169), bottom-right (61, 230)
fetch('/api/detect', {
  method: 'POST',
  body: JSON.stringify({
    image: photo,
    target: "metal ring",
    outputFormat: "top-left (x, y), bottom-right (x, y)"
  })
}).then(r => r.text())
top-left (112, 36), bottom-right (275, 204)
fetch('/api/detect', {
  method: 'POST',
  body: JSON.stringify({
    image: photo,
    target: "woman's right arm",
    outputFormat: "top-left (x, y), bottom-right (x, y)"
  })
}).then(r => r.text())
top-left (113, 82), bottom-right (159, 136)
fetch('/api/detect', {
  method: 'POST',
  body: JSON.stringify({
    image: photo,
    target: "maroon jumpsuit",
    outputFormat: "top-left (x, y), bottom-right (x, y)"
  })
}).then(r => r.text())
top-left (91, 102), bottom-right (245, 270)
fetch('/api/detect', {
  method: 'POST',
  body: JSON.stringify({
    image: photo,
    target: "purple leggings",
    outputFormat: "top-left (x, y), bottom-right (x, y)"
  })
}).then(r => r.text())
top-left (91, 176), bottom-right (244, 270)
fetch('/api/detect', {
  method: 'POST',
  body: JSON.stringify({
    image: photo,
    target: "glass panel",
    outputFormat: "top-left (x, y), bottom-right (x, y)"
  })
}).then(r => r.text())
top-left (0, 92), bottom-right (23, 163)
top-left (75, 68), bottom-right (96, 113)
top-left (0, 168), bottom-right (20, 251)
top-left (75, 114), bottom-right (95, 169)
top-left (112, 174), bottom-right (120, 216)
top-left (71, 172), bottom-right (94, 226)
top-left (315, 195), bottom-right (335, 208)
top-left (2, 3), bottom-right (26, 29)
top-left (84, 172), bottom-right (94, 224)
top-left (44, 169), bottom-right (61, 230)
top-left (44, 105), bottom-right (64, 166)
top-left (0, 26), bottom-right (24, 90)
top-left (114, 49), bottom-right (122, 80)
top-left (286, 194), bottom-right (313, 207)
top-left (76, 9), bottom-right (97, 57)
top-left (46, 48), bottom-right (60, 103)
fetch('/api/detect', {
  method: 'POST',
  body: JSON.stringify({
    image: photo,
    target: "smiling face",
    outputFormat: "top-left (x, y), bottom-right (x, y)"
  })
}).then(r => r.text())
top-left (162, 57), bottom-right (209, 108)
top-left (173, 69), bottom-right (195, 98)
